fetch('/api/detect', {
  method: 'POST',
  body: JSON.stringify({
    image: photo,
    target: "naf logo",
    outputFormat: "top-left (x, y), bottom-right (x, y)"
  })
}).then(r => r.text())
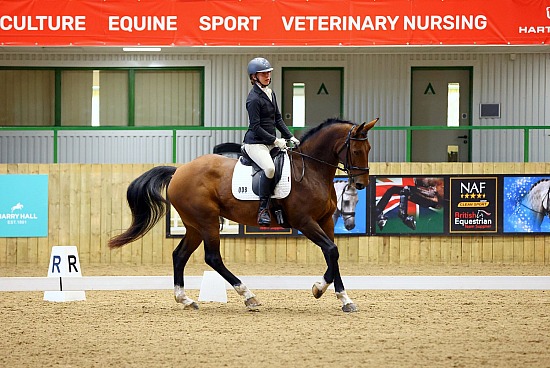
top-left (450, 177), bottom-right (498, 233)
top-left (459, 181), bottom-right (487, 200)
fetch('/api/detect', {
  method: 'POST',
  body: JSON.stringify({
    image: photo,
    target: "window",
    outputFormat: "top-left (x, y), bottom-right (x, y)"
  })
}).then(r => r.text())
top-left (447, 82), bottom-right (460, 127)
top-left (135, 70), bottom-right (202, 126)
top-left (0, 67), bottom-right (203, 127)
top-left (292, 82), bottom-right (305, 127)
top-left (0, 70), bottom-right (55, 126)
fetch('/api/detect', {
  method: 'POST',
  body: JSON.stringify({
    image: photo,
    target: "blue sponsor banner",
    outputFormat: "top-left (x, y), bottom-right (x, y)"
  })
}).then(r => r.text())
top-left (503, 176), bottom-right (550, 234)
top-left (0, 175), bottom-right (49, 237)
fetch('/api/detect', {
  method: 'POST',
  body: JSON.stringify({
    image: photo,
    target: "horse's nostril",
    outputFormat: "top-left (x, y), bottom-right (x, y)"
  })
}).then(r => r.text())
top-left (355, 183), bottom-right (364, 190)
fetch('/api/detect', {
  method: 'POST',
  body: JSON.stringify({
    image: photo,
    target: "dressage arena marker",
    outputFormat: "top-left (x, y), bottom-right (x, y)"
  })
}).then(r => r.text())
top-left (1, 275), bottom-right (550, 292)
top-left (198, 271), bottom-right (228, 303)
top-left (43, 246), bottom-right (86, 302)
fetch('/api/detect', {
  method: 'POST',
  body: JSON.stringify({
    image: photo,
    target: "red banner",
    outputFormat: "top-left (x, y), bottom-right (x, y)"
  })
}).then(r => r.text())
top-left (0, 0), bottom-right (549, 47)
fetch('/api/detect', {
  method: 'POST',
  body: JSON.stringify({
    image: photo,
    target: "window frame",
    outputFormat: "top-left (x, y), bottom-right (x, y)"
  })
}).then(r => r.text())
top-left (0, 66), bottom-right (205, 127)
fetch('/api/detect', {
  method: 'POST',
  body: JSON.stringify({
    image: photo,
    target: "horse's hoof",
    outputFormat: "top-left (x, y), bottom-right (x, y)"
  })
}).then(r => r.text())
top-left (175, 295), bottom-right (199, 310)
top-left (342, 303), bottom-right (358, 313)
top-left (184, 301), bottom-right (199, 310)
top-left (312, 282), bottom-right (325, 299)
top-left (245, 297), bottom-right (262, 309)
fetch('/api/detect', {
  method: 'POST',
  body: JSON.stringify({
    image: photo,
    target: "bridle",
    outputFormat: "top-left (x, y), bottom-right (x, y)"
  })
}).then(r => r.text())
top-left (289, 124), bottom-right (371, 184)
top-left (336, 125), bottom-right (371, 181)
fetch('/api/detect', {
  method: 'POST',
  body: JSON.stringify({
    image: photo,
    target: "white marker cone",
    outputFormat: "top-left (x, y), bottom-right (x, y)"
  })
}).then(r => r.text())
top-left (198, 271), bottom-right (227, 303)
top-left (43, 246), bottom-right (86, 302)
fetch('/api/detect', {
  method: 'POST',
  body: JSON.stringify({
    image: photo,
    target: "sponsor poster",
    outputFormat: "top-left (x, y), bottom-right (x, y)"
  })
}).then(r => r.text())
top-left (373, 176), bottom-right (445, 235)
top-left (503, 176), bottom-right (550, 233)
top-left (333, 178), bottom-right (368, 235)
top-left (449, 177), bottom-right (498, 233)
top-left (0, 175), bottom-right (49, 237)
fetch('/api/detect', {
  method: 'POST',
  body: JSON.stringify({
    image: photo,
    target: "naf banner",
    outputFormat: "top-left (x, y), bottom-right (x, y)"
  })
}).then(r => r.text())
top-left (449, 177), bottom-right (498, 233)
top-left (0, 175), bottom-right (49, 237)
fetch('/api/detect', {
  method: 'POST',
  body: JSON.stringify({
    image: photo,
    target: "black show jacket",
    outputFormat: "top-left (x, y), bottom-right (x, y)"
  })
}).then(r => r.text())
top-left (244, 84), bottom-right (293, 145)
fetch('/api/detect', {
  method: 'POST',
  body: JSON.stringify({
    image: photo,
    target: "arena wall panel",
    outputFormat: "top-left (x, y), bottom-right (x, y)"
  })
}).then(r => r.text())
top-left (1, 162), bottom-right (549, 267)
top-left (57, 130), bottom-right (173, 163)
top-left (0, 131), bottom-right (53, 163)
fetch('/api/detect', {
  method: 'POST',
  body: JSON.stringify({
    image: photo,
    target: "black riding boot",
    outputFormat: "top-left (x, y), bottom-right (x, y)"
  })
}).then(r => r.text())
top-left (257, 173), bottom-right (273, 226)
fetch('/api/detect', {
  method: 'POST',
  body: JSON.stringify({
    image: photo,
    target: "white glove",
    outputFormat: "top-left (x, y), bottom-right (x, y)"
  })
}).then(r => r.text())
top-left (289, 136), bottom-right (300, 146)
top-left (273, 138), bottom-right (287, 150)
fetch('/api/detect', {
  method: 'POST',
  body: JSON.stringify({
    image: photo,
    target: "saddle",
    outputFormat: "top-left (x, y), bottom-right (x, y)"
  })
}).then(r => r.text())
top-left (231, 146), bottom-right (291, 201)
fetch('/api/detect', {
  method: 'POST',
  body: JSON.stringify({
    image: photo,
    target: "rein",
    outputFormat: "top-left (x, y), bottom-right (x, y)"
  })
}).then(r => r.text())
top-left (288, 125), bottom-right (370, 183)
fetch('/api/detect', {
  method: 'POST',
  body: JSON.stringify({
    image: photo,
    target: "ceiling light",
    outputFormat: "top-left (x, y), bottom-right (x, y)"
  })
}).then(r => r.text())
top-left (122, 47), bottom-right (162, 52)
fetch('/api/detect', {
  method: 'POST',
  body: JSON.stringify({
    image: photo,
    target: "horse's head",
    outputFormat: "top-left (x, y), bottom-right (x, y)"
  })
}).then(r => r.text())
top-left (337, 118), bottom-right (378, 190)
top-left (341, 184), bottom-right (359, 230)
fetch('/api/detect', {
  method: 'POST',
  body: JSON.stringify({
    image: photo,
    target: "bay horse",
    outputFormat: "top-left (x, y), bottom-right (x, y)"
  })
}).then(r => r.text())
top-left (108, 117), bottom-right (378, 312)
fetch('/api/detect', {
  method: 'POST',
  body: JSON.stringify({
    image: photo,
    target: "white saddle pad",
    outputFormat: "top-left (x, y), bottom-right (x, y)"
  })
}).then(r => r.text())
top-left (231, 153), bottom-right (291, 200)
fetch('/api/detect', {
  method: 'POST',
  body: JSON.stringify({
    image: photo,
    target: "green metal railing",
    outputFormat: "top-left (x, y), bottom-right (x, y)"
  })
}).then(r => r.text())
top-left (0, 125), bottom-right (547, 163)
top-left (373, 125), bottom-right (548, 162)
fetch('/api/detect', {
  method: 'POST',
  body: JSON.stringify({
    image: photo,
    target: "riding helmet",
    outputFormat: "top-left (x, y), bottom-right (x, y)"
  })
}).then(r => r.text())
top-left (247, 57), bottom-right (273, 77)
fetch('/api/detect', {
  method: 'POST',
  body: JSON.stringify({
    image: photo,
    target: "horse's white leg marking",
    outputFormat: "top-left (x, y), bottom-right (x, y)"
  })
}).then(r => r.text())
top-left (336, 290), bottom-right (357, 313)
top-left (312, 278), bottom-right (331, 299)
top-left (174, 285), bottom-right (199, 310)
top-left (234, 283), bottom-right (261, 308)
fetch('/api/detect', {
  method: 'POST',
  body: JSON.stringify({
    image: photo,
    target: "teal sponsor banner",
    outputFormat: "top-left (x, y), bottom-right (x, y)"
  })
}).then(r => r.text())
top-left (0, 175), bottom-right (49, 237)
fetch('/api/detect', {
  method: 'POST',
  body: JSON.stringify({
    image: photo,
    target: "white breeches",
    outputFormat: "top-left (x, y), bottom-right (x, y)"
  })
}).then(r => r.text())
top-left (243, 143), bottom-right (276, 179)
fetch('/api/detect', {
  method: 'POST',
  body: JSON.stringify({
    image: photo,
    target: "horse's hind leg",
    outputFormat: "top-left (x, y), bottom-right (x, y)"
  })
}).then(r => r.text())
top-left (173, 227), bottom-right (202, 309)
top-left (202, 230), bottom-right (261, 309)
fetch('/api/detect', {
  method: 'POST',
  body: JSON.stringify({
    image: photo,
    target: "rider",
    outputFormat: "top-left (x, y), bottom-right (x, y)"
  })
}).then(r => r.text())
top-left (243, 57), bottom-right (300, 226)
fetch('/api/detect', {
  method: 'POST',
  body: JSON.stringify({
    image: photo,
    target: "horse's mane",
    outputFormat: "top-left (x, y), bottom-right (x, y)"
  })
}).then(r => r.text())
top-left (299, 118), bottom-right (354, 144)
top-left (528, 178), bottom-right (550, 194)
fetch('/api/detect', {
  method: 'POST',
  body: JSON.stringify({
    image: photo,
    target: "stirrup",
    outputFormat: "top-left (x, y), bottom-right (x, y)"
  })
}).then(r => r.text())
top-left (257, 208), bottom-right (271, 226)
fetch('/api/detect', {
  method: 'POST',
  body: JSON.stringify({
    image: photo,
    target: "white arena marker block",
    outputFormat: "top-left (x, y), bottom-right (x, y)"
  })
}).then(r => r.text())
top-left (198, 271), bottom-right (228, 303)
top-left (43, 246), bottom-right (86, 302)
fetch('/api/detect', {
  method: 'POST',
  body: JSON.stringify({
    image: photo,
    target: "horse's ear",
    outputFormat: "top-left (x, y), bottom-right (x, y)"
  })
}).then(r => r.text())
top-left (357, 118), bottom-right (378, 135)
top-left (363, 118), bottom-right (378, 131)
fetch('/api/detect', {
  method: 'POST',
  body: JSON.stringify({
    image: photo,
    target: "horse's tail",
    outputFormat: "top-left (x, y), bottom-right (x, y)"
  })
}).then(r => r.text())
top-left (108, 166), bottom-right (177, 249)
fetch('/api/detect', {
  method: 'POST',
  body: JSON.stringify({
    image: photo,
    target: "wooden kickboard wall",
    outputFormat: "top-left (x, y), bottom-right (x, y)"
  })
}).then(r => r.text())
top-left (1, 162), bottom-right (549, 266)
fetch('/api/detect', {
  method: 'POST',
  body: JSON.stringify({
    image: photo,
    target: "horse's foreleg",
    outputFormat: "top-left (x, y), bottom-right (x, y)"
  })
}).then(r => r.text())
top-left (301, 218), bottom-right (357, 312)
top-left (233, 284), bottom-right (261, 309)
top-left (203, 232), bottom-right (261, 309)
top-left (173, 229), bottom-right (202, 309)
